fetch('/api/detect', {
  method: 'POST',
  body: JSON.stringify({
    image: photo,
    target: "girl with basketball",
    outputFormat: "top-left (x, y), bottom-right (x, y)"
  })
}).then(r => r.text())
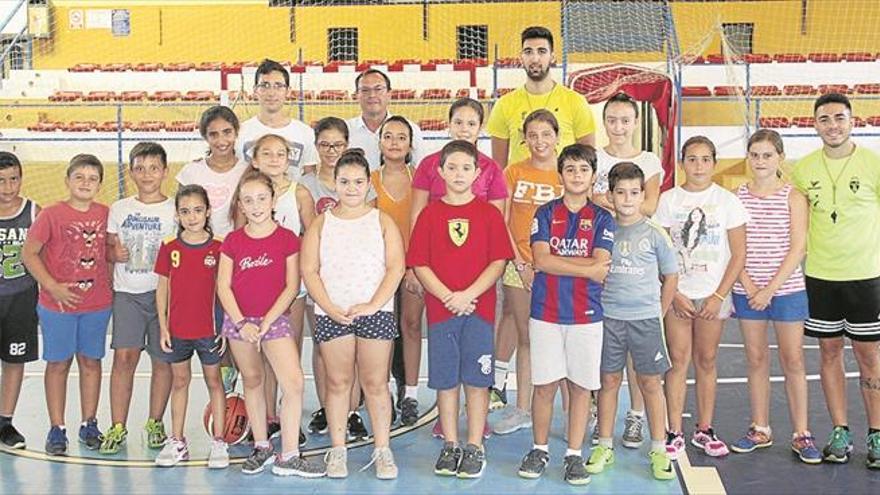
top-left (154, 185), bottom-right (226, 468)
top-left (655, 136), bottom-right (748, 458)
top-left (217, 170), bottom-right (324, 477)
top-left (301, 150), bottom-right (405, 479)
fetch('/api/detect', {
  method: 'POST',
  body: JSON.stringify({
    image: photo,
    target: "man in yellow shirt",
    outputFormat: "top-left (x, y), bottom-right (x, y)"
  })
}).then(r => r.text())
top-left (792, 92), bottom-right (880, 469)
top-left (487, 26), bottom-right (595, 168)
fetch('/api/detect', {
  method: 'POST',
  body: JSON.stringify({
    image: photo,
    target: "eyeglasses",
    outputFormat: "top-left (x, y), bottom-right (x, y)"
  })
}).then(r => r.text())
top-left (317, 141), bottom-right (347, 152)
top-left (255, 82), bottom-right (289, 91)
top-left (357, 85), bottom-right (388, 96)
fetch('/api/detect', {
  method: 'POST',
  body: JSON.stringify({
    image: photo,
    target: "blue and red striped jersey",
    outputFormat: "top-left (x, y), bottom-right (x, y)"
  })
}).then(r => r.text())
top-left (529, 198), bottom-right (615, 324)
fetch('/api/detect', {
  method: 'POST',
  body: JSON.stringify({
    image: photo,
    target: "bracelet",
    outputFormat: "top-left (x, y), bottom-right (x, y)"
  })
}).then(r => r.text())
top-left (711, 291), bottom-right (726, 302)
top-left (234, 318), bottom-right (247, 332)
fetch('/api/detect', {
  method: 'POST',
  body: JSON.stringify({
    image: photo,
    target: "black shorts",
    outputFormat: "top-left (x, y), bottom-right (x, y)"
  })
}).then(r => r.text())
top-left (804, 275), bottom-right (880, 342)
top-left (0, 285), bottom-right (39, 363)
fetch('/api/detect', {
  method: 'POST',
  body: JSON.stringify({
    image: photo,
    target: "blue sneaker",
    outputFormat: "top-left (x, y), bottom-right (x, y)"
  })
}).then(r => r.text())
top-left (45, 426), bottom-right (68, 456)
top-left (78, 418), bottom-right (103, 450)
top-left (791, 434), bottom-right (822, 464)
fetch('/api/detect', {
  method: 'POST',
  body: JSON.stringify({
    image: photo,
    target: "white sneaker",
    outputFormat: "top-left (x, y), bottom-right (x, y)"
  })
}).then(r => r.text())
top-left (493, 407), bottom-right (532, 435)
top-left (155, 437), bottom-right (189, 467)
top-left (325, 446), bottom-right (348, 479)
top-left (368, 446), bottom-right (398, 480)
top-left (207, 439), bottom-right (229, 469)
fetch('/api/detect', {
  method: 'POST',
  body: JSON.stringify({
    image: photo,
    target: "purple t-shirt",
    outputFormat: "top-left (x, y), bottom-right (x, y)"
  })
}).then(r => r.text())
top-left (413, 150), bottom-right (508, 203)
top-left (220, 226), bottom-right (300, 317)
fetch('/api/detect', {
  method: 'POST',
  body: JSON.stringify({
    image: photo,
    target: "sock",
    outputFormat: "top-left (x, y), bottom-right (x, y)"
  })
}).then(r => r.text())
top-left (599, 437), bottom-right (613, 449)
top-left (255, 440), bottom-right (271, 449)
top-left (281, 450), bottom-right (299, 461)
top-left (630, 409), bottom-right (645, 418)
top-left (0, 415), bottom-right (11, 425)
top-left (388, 381), bottom-right (396, 394)
top-left (754, 424), bottom-right (772, 436)
top-left (493, 360), bottom-right (509, 390)
top-left (565, 448), bottom-right (582, 457)
top-left (405, 385), bottom-right (419, 400)
top-left (533, 444), bottom-right (549, 453)
top-left (651, 440), bottom-right (665, 453)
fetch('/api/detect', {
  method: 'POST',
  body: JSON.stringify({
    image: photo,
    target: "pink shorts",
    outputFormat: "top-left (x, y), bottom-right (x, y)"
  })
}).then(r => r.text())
top-left (221, 314), bottom-right (292, 342)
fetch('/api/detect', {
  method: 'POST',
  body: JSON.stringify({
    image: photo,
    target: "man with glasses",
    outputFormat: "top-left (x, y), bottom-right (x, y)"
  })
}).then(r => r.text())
top-left (487, 26), bottom-right (595, 168)
top-left (238, 59), bottom-right (318, 181)
top-left (346, 69), bottom-right (425, 171)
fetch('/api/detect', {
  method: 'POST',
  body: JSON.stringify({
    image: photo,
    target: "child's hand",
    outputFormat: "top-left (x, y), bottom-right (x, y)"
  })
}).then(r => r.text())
top-left (697, 297), bottom-right (721, 320)
top-left (49, 281), bottom-right (82, 309)
top-left (347, 303), bottom-right (377, 319)
top-left (748, 288), bottom-right (773, 311)
top-left (672, 292), bottom-right (697, 319)
top-left (586, 259), bottom-right (612, 283)
top-left (518, 266), bottom-right (535, 292)
top-left (114, 241), bottom-right (130, 263)
top-left (403, 269), bottom-right (424, 297)
top-left (211, 335), bottom-right (227, 355)
top-left (160, 330), bottom-right (173, 353)
top-left (239, 321), bottom-right (262, 345)
top-left (327, 304), bottom-right (354, 326)
top-left (443, 291), bottom-right (477, 316)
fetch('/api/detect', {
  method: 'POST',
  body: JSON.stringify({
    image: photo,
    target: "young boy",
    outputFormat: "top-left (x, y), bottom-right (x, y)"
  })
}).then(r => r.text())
top-left (22, 154), bottom-right (112, 456)
top-left (408, 140), bottom-right (513, 479)
top-left (516, 144), bottom-right (614, 485)
top-left (0, 151), bottom-right (40, 449)
top-left (585, 162), bottom-right (679, 480)
top-left (100, 143), bottom-right (177, 454)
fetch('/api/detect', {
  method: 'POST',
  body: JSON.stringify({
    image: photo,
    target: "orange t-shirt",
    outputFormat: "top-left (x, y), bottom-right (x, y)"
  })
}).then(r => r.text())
top-left (371, 167), bottom-right (413, 249)
top-left (503, 159), bottom-right (563, 262)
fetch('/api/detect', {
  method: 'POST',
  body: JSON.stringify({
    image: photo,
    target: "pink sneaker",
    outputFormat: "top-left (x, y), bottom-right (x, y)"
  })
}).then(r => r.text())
top-left (432, 420), bottom-right (444, 439)
top-left (691, 427), bottom-right (730, 457)
top-left (666, 431), bottom-right (685, 460)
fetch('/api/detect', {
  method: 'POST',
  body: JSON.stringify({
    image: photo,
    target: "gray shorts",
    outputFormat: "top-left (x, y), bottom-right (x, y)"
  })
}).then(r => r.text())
top-left (111, 291), bottom-right (162, 358)
top-left (601, 317), bottom-right (670, 376)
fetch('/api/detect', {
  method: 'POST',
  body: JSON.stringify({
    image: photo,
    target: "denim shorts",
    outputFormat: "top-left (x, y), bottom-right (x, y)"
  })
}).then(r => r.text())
top-left (38, 305), bottom-right (111, 362)
top-left (427, 315), bottom-right (494, 390)
top-left (732, 290), bottom-right (809, 322)
top-left (160, 336), bottom-right (222, 366)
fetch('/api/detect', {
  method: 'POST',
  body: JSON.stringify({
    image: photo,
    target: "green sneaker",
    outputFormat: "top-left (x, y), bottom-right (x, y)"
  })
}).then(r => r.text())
top-left (650, 450), bottom-right (675, 480)
top-left (144, 418), bottom-right (167, 449)
top-left (822, 426), bottom-right (853, 463)
top-left (99, 423), bottom-right (127, 455)
top-left (585, 445), bottom-right (614, 474)
top-left (867, 431), bottom-right (880, 469)
top-left (221, 366), bottom-right (239, 394)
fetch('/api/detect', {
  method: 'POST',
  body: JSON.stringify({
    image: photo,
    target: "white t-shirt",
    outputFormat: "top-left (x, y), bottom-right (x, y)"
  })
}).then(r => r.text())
top-left (274, 182), bottom-right (301, 235)
top-left (345, 114), bottom-right (425, 171)
top-left (107, 196), bottom-right (176, 293)
top-left (654, 183), bottom-right (749, 299)
top-left (176, 155), bottom-right (249, 238)
top-left (237, 116), bottom-right (318, 182)
top-left (594, 148), bottom-right (664, 194)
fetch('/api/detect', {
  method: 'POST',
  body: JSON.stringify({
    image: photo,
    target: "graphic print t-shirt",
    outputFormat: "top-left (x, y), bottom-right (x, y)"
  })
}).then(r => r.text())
top-left (108, 196), bottom-right (176, 293)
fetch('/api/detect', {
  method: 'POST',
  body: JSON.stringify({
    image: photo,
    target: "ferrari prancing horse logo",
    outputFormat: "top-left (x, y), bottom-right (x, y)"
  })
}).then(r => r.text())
top-left (448, 218), bottom-right (469, 247)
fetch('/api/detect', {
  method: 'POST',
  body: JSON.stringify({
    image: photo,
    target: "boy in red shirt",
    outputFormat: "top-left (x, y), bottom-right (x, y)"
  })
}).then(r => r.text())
top-left (408, 140), bottom-right (513, 479)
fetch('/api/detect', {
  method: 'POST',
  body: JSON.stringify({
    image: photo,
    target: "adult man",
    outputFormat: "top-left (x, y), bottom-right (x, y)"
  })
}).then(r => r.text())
top-left (346, 69), bottom-right (425, 171)
top-left (487, 26), bottom-right (596, 168)
top-left (238, 59), bottom-right (319, 180)
top-left (792, 92), bottom-right (880, 468)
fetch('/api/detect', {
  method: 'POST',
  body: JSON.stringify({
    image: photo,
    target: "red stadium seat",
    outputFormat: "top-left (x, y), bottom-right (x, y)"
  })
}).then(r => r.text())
top-left (164, 62), bottom-right (195, 71)
top-left (27, 121), bottom-right (60, 132)
top-left (118, 91), bottom-right (148, 101)
top-left (681, 86), bottom-right (711, 97)
top-left (808, 53), bottom-right (840, 63)
top-left (705, 53), bottom-right (726, 64)
top-left (389, 89), bottom-right (416, 100)
top-left (61, 121), bottom-right (98, 132)
top-left (222, 61), bottom-right (246, 71)
top-left (418, 119), bottom-right (447, 131)
top-left (323, 61), bottom-right (356, 72)
top-left (130, 121), bottom-right (165, 132)
top-left (842, 52), bottom-right (876, 62)
top-left (773, 53), bottom-right (807, 63)
top-left (422, 88), bottom-right (452, 100)
top-left (818, 84), bottom-right (850, 95)
top-left (495, 57), bottom-right (521, 67)
top-left (791, 116), bottom-right (815, 128)
top-left (866, 116), bottom-right (880, 127)
top-left (317, 90), bottom-right (348, 100)
top-left (197, 62), bottom-right (222, 71)
top-left (495, 87), bottom-right (515, 97)
top-left (96, 121), bottom-right (130, 132)
top-left (750, 85), bottom-right (782, 96)
top-left (854, 83), bottom-right (880, 95)
top-left (357, 60), bottom-right (387, 71)
top-left (148, 91), bottom-right (181, 101)
top-left (713, 86), bottom-right (741, 96)
top-left (759, 117), bottom-right (790, 128)
top-left (853, 116), bottom-right (867, 127)
top-left (100, 63), bottom-right (131, 72)
top-left (743, 53), bottom-right (772, 64)
top-left (69, 63), bottom-right (98, 72)
top-left (456, 88), bottom-right (487, 99)
top-left (182, 91), bottom-right (218, 101)
top-left (82, 91), bottom-right (116, 101)
top-left (287, 90), bottom-right (315, 101)
top-left (783, 85), bottom-right (816, 96)
top-left (167, 121), bottom-right (198, 132)
top-left (133, 63), bottom-right (161, 71)
top-left (690, 56), bottom-right (706, 65)
top-left (48, 91), bottom-right (83, 102)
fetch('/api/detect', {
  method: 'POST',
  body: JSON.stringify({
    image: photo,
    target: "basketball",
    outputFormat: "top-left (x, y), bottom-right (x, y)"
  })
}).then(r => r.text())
top-left (203, 393), bottom-right (250, 445)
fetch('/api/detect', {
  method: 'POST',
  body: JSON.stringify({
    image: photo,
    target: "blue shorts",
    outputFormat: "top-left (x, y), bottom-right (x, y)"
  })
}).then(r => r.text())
top-left (427, 315), bottom-right (494, 390)
top-left (161, 336), bottom-right (222, 366)
top-left (732, 290), bottom-right (808, 322)
top-left (38, 305), bottom-right (112, 362)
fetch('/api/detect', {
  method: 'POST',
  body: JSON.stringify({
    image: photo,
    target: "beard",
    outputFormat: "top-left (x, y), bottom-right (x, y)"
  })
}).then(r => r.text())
top-left (525, 64), bottom-right (550, 82)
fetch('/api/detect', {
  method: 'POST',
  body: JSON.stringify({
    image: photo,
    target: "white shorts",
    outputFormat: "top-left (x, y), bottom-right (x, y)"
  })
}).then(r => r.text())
top-left (528, 319), bottom-right (603, 390)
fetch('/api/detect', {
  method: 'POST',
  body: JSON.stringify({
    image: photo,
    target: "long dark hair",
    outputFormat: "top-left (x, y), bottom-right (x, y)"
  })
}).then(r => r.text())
top-left (175, 184), bottom-right (213, 237)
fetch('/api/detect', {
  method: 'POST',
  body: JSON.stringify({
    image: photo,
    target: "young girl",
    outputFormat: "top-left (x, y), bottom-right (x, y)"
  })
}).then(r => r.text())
top-left (592, 93), bottom-right (666, 446)
top-left (177, 106), bottom-right (249, 238)
top-left (242, 134), bottom-right (316, 445)
top-left (301, 117), bottom-right (372, 441)
top-left (154, 185), bottom-right (226, 468)
top-left (217, 170), bottom-right (323, 478)
top-left (301, 150), bottom-right (405, 479)
top-left (409, 99), bottom-right (508, 421)
top-left (654, 136), bottom-right (748, 458)
top-left (493, 109), bottom-right (564, 436)
top-left (729, 130), bottom-right (819, 463)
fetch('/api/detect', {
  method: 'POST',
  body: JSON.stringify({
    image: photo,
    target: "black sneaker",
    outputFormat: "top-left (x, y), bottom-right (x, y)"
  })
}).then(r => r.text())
top-left (308, 408), bottom-right (328, 434)
top-left (563, 454), bottom-right (591, 485)
top-left (242, 445), bottom-right (275, 474)
top-left (299, 428), bottom-right (307, 447)
top-left (347, 411), bottom-right (369, 441)
top-left (0, 422), bottom-right (26, 449)
top-left (434, 441), bottom-right (462, 476)
top-left (267, 419), bottom-right (282, 440)
top-left (457, 443), bottom-right (486, 478)
top-left (517, 448), bottom-right (550, 479)
top-left (399, 397), bottom-right (419, 427)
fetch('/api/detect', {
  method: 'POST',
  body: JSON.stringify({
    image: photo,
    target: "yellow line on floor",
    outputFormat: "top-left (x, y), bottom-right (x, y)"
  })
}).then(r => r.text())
top-left (677, 451), bottom-right (726, 495)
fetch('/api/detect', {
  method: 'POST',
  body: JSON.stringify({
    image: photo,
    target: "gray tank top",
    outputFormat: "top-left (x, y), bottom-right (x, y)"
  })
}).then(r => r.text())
top-left (0, 199), bottom-right (36, 295)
